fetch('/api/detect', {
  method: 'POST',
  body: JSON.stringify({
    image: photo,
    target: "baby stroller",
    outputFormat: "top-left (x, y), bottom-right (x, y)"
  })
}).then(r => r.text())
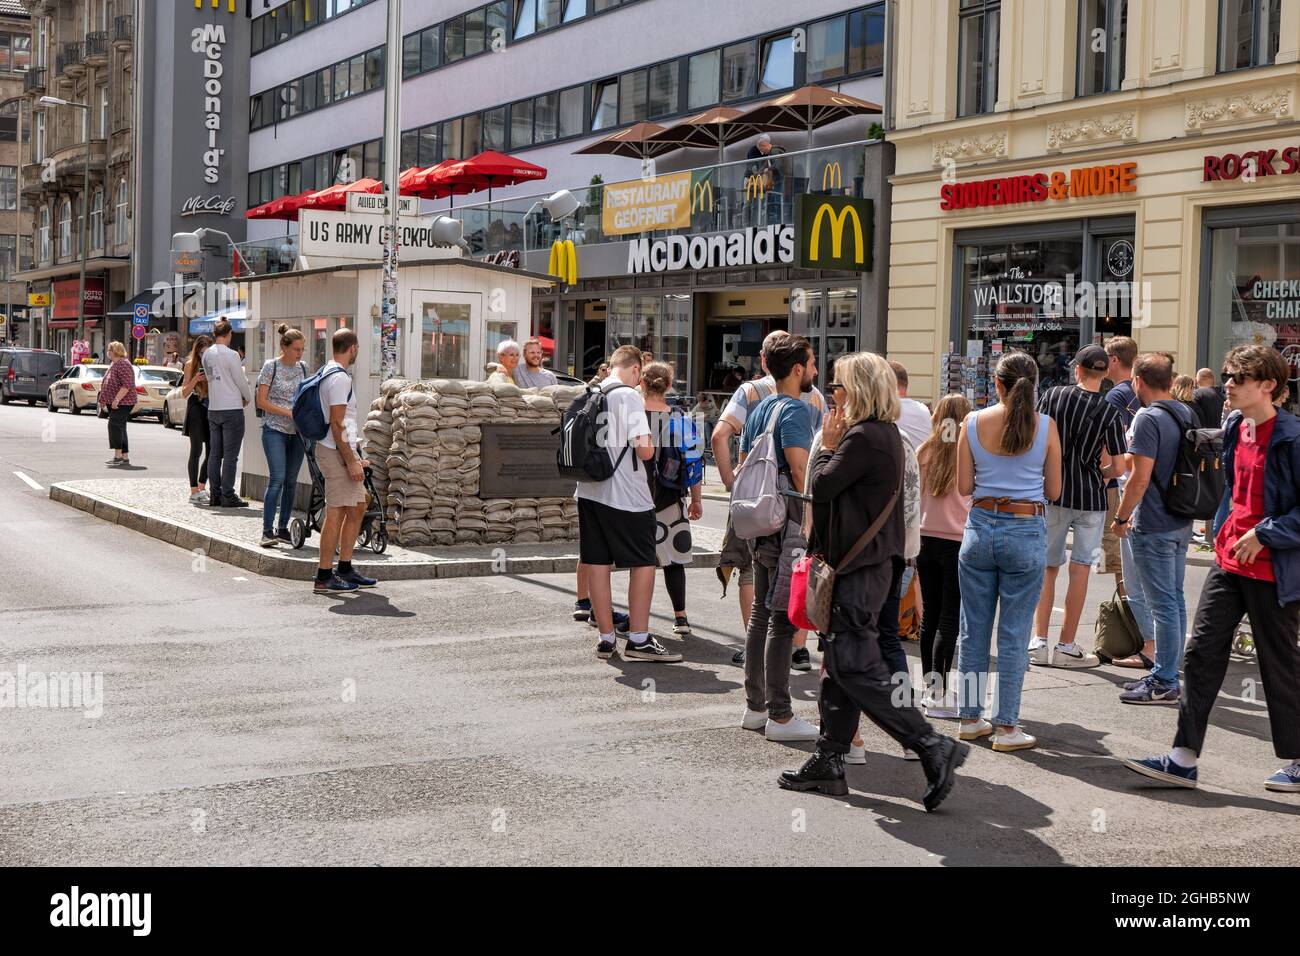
top-left (288, 443), bottom-right (389, 555)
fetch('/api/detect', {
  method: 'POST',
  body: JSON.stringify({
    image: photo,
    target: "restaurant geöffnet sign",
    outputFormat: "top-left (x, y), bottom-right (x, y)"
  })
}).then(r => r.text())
top-left (602, 172), bottom-right (692, 237)
top-left (300, 209), bottom-right (461, 262)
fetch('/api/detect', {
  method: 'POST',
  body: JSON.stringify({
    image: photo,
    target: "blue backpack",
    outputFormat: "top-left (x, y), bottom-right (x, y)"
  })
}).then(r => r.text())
top-left (292, 366), bottom-right (351, 442)
top-left (650, 409), bottom-right (705, 508)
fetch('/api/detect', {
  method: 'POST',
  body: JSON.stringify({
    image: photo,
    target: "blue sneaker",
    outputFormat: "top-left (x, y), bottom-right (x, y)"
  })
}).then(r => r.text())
top-left (1120, 677), bottom-right (1180, 704)
top-left (338, 569), bottom-right (378, 589)
top-left (1123, 754), bottom-right (1199, 788)
top-left (314, 574), bottom-right (358, 594)
top-left (1122, 674), bottom-right (1152, 692)
top-left (1265, 762), bottom-right (1300, 793)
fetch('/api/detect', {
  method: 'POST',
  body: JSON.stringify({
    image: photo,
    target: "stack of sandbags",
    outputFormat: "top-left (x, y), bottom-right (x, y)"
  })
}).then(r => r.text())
top-left (361, 378), bottom-right (408, 501)
top-left (483, 498), bottom-right (514, 544)
top-left (490, 380), bottom-right (527, 422)
top-left (456, 497), bottom-right (486, 544)
top-left (542, 383), bottom-right (586, 418)
top-left (465, 380), bottom-right (499, 425)
top-left (538, 497), bottom-right (574, 542)
top-left (388, 385), bottom-right (443, 546)
top-left (510, 497), bottom-right (541, 543)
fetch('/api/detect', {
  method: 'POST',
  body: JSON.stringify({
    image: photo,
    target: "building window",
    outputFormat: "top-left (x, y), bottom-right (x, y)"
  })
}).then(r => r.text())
top-left (559, 84), bottom-right (584, 137)
top-left (591, 78), bottom-right (618, 130)
top-left (514, 0), bottom-right (537, 40)
top-left (618, 69), bottom-right (648, 124)
top-left (721, 41), bottom-right (756, 101)
top-left (114, 178), bottom-right (127, 247)
top-left (510, 98), bottom-right (533, 147)
top-left (462, 113), bottom-right (482, 156)
top-left (34, 110), bottom-right (44, 161)
top-left (90, 189), bottom-right (104, 251)
top-left (482, 106), bottom-right (506, 150)
top-left (534, 91), bottom-right (558, 142)
top-left (958, 0), bottom-right (1001, 117)
top-left (0, 101), bottom-right (16, 143)
top-left (758, 33), bottom-right (795, 93)
top-left (419, 124), bottom-right (440, 165)
top-left (564, 0), bottom-right (587, 22)
top-left (1219, 0), bottom-right (1281, 71)
top-left (1078, 0), bottom-right (1128, 95)
top-left (486, 2), bottom-right (508, 49)
top-left (443, 118), bottom-right (463, 160)
top-left (444, 15), bottom-right (466, 63)
top-left (100, 84), bottom-right (109, 136)
top-left (0, 235), bottom-right (15, 280)
top-left (848, 5), bottom-right (886, 74)
top-left (58, 199), bottom-right (71, 259)
top-left (807, 15), bottom-right (847, 83)
top-left (402, 33), bottom-right (421, 77)
top-left (0, 166), bottom-right (14, 210)
top-left (687, 49), bottom-right (720, 110)
top-left (465, 8), bottom-right (486, 56)
top-left (39, 207), bottom-right (50, 263)
top-left (648, 61), bottom-right (678, 118)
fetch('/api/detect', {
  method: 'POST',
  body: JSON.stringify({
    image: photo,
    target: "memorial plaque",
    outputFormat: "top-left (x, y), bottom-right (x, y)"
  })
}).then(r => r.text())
top-left (479, 424), bottom-right (575, 499)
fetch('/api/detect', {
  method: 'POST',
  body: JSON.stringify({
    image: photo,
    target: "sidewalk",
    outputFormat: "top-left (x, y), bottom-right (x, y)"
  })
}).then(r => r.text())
top-left (50, 478), bottom-right (724, 580)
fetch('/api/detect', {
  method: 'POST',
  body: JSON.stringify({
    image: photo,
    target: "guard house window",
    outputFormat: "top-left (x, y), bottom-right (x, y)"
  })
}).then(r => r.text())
top-left (958, 0), bottom-right (1000, 117)
top-left (114, 179), bottom-right (127, 247)
top-left (1220, 0), bottom-right (1281, 71)
top-left (1078, 0), bottom-right (1128, 95)
top-left (688, 49), bottom-right (720, 110)
top-left (0, 166), bottom-right (15, 210)
top-left (758, 33), bottom-right (795, 93)
top-left (721, 40), bottom-right (756, 101)
top-left (58, 199), bottom-right (71, 259)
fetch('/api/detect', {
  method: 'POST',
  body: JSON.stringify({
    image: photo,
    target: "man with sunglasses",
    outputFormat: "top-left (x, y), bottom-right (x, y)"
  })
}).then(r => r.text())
top-left (1125, 346), bottom-right (1300, 793)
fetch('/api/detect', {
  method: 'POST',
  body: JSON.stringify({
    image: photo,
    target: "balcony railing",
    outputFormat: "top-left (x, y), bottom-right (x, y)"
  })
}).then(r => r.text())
top-left (22, 67), bottom-right (45, 92)
top-left (85, 31), bottom-right (108, 60)
top-left (56, 43), bottom-right (83, 74)
top-left (450, 140), bottom-right (875, 259)
top-left (113, 15), bottom-right (132, 44)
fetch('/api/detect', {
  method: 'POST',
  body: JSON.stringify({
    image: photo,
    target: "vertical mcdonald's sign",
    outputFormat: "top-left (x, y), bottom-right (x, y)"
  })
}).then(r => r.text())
top-left (795, 194), bottom-right (874, 273)
top-left (548, 239), bottom-right (577, 286)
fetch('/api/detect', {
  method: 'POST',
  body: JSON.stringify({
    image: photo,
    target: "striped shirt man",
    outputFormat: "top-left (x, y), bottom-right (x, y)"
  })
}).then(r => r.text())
top-left (1038, 383), bottom-right (1128, 512)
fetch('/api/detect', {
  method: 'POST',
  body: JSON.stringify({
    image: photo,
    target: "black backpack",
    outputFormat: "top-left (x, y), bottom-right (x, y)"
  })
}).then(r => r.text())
top-left (1152, 400), bottom-right (1225, 521)
top-left (555, 384), bottom-right (638, 482)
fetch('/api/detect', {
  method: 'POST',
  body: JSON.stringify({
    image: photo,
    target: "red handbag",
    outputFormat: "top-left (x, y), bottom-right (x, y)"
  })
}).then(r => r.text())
top-left (788, 554), bottom-right (817, 632)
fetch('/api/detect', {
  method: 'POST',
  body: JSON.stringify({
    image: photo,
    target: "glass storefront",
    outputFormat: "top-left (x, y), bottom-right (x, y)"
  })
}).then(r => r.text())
top-left (1205, 206), bottom-right (1300, 413)
top-left (421, 302), bottom-right (471, 379)
top-left (605, 293), bottom-right (692, 391)
top-left (792, 286), bottom-right (858, 384)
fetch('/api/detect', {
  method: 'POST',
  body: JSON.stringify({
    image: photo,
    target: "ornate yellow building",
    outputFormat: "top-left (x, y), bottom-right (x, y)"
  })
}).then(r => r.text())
top-left (887, 0), bottom-right (1300, 405)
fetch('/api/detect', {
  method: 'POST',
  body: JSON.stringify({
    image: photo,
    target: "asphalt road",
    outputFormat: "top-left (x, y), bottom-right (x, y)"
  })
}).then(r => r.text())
top-left (1, 401), bottom-right (1296, 866)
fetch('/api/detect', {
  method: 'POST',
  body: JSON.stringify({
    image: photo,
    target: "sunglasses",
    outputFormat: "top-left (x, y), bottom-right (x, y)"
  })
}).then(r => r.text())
top-left (1221, 370), bottom-right (1253, 386)
top-left (827, 382), bottom-right (845, 391)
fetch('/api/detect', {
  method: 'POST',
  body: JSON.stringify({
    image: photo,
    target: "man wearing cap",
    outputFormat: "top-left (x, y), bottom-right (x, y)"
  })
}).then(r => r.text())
top-left (1031, 344), bottom-right (1129, 667)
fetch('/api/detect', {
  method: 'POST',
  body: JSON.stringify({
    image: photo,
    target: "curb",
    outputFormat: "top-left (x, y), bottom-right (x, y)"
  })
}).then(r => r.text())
top-left (49, 483), bottom-right (722, 580)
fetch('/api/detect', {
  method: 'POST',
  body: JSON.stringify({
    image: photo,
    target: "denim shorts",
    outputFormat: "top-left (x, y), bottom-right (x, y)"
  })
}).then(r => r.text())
top-left (1045, 505), bottom-right (1106, 568)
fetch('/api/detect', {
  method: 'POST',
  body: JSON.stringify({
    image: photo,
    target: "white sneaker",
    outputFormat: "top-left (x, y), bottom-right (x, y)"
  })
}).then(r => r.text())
top-left (902, 747), bottom-right (921, 761)
top-left (991, 727), bottom-right (1038, 752)
top-left (765, 714), bottom-right (819, 742)
top-left (959, 718), bottom-right (993, 741)
top-left (845, 742), bottom-right (867, 765)
top-left (925, 704), bottom-right (960, 720)
top-left (1028, 637), bottom-right (1050, 666)
top-left (742, 708), bottom-right (767, 731)
top-left (1051, 642), bottom-right (1099, 669)
top-left (189, 490), bottom-right (209, 505)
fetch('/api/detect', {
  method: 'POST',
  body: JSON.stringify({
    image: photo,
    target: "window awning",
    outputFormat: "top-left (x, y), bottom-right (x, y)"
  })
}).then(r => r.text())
top-left (48, 319), bottom-right (102, 330)
top-left (106, 289), bottom-right (163, 319)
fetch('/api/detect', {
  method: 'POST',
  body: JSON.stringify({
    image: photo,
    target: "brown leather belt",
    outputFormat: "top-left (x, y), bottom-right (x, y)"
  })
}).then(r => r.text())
top-left (972, 497), bottom-right (1045, 517)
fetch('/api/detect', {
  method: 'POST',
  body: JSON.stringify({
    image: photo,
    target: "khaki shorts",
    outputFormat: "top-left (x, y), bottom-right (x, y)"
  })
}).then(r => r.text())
top-left (317, 444), bottom-right (368, 508)
top-left (1100, 485), bottom-right (1121, 574)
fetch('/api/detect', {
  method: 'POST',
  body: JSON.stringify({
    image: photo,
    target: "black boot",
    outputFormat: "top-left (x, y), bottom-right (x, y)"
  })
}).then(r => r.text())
top-left (778, 749), bottom-right (848, 796)
top-left (917, 734), bottom-right (969, 812)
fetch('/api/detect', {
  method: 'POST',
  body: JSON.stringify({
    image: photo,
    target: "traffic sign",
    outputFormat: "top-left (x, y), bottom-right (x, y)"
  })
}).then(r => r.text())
top-left (131, 324), bottom-right (146, 340)
top-left (133, 303), bottom-right (150, 323)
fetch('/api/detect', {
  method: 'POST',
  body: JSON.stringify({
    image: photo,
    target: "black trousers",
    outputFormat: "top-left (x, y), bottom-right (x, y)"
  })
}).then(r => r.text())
top-left (917, 536), bottom-right (962, 696)
top-left (818, 558), bottom-right (933, 755)
top-left (1174, 564), bottom-right (1300, 759)
top-left (107, 406), bottom-right (130, 454)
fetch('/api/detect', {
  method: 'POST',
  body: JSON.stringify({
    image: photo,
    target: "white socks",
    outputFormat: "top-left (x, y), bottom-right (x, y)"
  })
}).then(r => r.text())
top-left (628, 631), bottom-right (649, 646)
top-left (1169, 747), bottom-right (1198, 768)
top-left (599, 632), bottom-right (615, 644)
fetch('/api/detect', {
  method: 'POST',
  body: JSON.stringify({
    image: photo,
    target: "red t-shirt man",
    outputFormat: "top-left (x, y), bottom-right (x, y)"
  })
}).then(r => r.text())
top-left (1215, 414), bottom-right (1276, 581)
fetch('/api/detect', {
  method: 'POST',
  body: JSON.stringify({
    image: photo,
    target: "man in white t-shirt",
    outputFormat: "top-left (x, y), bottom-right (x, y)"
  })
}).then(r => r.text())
top-left (889, 360), bottom-right (932, 450)
top-left (577, 344), bottom-right (680, 663)
top-left (313, 328), bottom-right (377, 595)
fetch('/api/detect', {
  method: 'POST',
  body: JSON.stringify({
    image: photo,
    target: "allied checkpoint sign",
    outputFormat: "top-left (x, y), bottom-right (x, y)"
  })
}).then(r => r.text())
top-left (299, 209), bottom-right (461, 262)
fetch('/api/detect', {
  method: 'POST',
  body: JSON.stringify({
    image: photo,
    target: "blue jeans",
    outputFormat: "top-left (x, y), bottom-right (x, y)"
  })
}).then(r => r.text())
top-left (261, 427), bottom-right (305, 534)
top-left (207, 408), bottom-right (245, 502)
top-left (1118, 531), bottom-right (1154, 643)
top-left (1128, 525), bottom-right (1193, 685)
top-left (956, 508), bottom-right (1047, 727)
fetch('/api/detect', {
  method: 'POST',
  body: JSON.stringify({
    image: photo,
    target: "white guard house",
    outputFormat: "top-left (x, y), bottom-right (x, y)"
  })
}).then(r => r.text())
top-left (235, 256), bottom-right (555, 501)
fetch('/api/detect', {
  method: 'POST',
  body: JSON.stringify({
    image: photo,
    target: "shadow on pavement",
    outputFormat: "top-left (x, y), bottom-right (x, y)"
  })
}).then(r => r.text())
top-left (326, 590), bottom-right (417, 618)
top-left (604, 635), bottom-right (742, 696)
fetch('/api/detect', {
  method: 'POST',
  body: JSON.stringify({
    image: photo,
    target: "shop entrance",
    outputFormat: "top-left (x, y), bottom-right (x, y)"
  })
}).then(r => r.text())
top-left (790, 286), bottom-right (859, 387)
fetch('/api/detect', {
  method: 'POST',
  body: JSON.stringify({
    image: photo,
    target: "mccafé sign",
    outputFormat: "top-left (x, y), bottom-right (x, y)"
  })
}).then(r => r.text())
top-left (940, 162), bottom-right (1137, 211)
top-left (1203, 145), bottom-right (1300, 181)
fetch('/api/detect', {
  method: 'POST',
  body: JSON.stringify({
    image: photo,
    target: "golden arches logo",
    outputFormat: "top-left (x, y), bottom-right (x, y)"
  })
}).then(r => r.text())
top-left (548, 239), bottom-right (577, 286)
top-left (194, 0), bottom-right (238, 11)
top-left (808, 203), bottom-right (864, 265)
top-left (744, 174), bottom-right (768, 202)
top-left (821, 162), bottom-right (843, 191)
top-left (691, 179), bottom-right (714, 213)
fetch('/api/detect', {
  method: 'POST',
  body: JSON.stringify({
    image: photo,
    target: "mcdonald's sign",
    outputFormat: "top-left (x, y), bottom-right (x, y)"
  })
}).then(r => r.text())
top-left (795, 194), bottom-right (873, 272)
top-left (821, 162), bottom-right (844, 191)
top-left (744, 174), bottom-right (768, 202)
top-left (548, 239), bottom-right (577, 286)
top-left (691, 177), bottom-right (715, 214)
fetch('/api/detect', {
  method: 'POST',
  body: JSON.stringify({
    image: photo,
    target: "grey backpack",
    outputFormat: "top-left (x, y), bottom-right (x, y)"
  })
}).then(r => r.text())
top-left (729, 400), bottom-right (793, 540)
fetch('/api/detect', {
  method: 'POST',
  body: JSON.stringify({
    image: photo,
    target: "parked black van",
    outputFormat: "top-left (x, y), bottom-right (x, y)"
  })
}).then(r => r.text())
top-left (0, 349), bottom-right (65, 405)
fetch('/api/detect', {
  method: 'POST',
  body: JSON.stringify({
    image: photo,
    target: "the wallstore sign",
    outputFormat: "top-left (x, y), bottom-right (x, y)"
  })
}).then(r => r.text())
top-left (1203, 145), bottom-right (1300, 181)
top-left (940, 162), bottom-right (1137, 211)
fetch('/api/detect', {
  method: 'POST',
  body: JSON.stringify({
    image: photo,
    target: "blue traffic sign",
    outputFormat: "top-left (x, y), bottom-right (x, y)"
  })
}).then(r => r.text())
top-left (133, 303), bottom-right (149, 323)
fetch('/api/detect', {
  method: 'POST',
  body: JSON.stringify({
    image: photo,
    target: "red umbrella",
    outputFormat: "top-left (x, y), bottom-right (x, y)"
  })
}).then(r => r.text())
top-left (401, 161), bottom-right (475, 201)
top-left (299, 178), bottom-right (383, 211)
top-left (436, 150), bottom-right (547, 201)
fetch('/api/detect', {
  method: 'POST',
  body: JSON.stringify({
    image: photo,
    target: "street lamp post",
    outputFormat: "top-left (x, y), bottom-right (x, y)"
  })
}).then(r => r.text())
top-left (379, 0), bottom-right (402, 382)
top-left (40, 96), bottom-right (91, 354)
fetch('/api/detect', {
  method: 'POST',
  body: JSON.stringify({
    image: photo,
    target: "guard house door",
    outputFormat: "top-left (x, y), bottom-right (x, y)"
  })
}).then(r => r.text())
top-left (407, 291), bottom-right (483, 382)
